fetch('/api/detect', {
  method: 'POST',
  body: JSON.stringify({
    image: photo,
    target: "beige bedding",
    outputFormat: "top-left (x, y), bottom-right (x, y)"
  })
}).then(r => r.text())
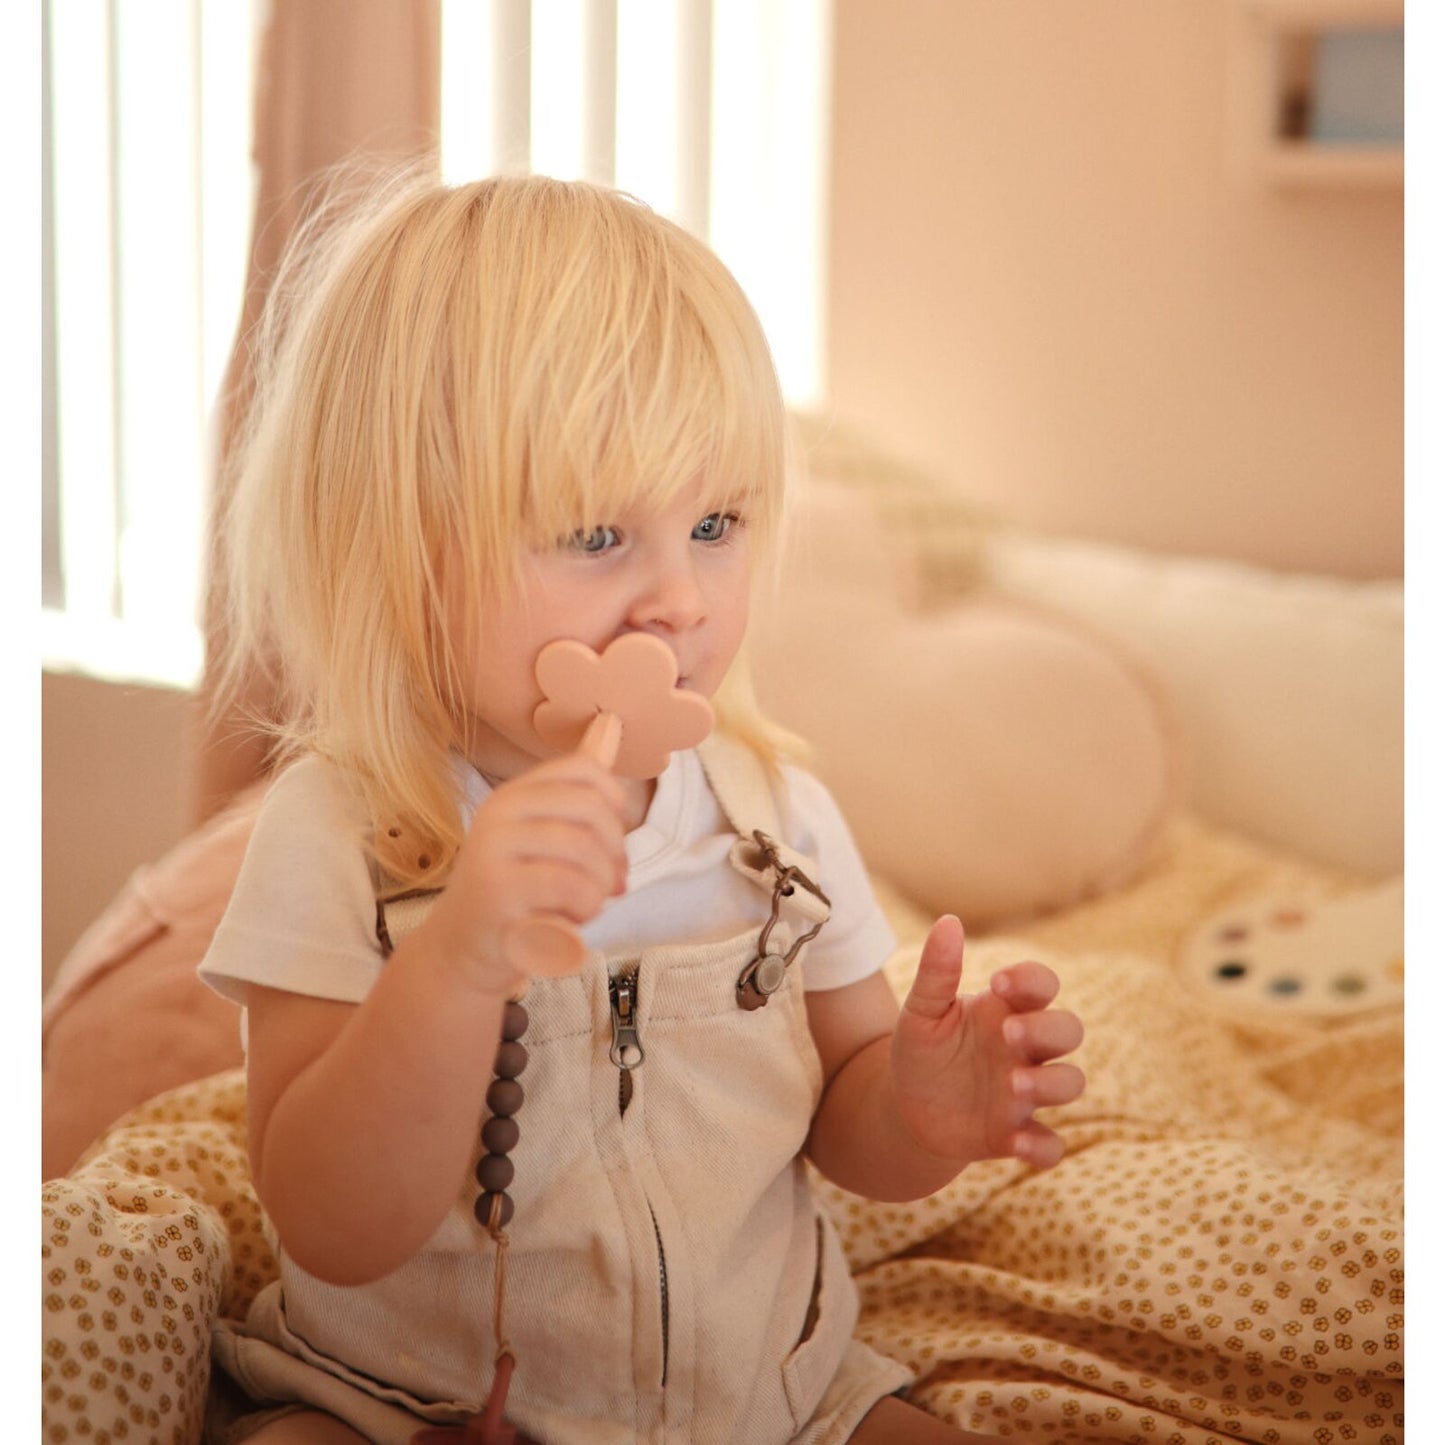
top-left (42, 814), bottom-right (1403, 1443)
top-left (832, 817), bottom-right (1402, 1440)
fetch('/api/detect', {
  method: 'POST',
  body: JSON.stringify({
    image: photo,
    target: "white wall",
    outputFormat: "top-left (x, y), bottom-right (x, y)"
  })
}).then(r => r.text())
top-left (826, 0), bottom-right (1402, 580)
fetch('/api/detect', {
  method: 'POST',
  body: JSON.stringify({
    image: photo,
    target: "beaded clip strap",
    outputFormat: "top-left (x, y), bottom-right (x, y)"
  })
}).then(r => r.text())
top-left (410, 634), bottom-right (712, 1442)
top-left (410, 997), bottom-right (534, 1445)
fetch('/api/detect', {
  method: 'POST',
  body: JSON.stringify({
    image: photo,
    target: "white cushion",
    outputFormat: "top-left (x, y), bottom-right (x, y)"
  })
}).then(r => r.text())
top-left (982, 530), bottom-right (1403, 876)
top-left (751, 479), bottom-right (1181, 926)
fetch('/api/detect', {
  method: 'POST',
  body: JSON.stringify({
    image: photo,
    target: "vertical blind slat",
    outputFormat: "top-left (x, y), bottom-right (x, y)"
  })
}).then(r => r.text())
top-left (674, 0), bottom-right (711, 239)
top-left (440, 2), bottom-right (489, 183)
top-left (491, 0), bottom-right (532, 173)
top-left (50, 0), bottom-right (120, 621)
top-left (111, 0), bottom-right (204, 628)
top-left (105, 0), bottom-right (124, 618)
top-left (582, 0), bottom-right (618, 186)
top-left (40, 0), bottom-right (63, 611)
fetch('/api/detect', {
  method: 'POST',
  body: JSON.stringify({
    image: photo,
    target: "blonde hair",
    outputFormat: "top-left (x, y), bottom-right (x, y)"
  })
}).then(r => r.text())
top-left (218, 169), bottom-right (795, 885)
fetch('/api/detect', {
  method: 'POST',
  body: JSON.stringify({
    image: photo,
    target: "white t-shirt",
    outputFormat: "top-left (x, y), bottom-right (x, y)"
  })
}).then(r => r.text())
top-left (200, 749), bottom-right (895, 1009)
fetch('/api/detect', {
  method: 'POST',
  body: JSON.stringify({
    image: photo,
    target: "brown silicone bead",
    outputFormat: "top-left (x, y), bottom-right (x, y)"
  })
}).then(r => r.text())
top-left (502, 1002), bottom-right (529, 1041)
top-left (475, 1153), bottom-right (516, 1192)
top-left (486, 1078), bottom-right (525, 1118)
top-left (494, 1040), bottom-right (529, 1079)
top-left (474, 1190), bottom-right (515, 1229)
top-left (482, 1115), bottom-right (521, 1155)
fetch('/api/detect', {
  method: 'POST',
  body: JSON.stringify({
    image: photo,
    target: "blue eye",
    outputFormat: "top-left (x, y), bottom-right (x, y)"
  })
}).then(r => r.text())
top-left (570, 525), bottom-right (620, 554)
top-left (692, 512), bottom-right (739, 543)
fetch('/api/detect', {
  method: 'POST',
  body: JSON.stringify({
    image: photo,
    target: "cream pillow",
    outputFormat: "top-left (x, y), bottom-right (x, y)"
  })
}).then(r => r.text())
top-left (751, 479), bottom-right (1180, 927)
top-left (983, 531), bottom-right (1403, 877)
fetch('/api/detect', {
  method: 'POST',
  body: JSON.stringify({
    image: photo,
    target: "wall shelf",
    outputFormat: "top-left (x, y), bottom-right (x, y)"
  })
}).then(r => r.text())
top-left (1264, 144), bottom-right (1403, 189)
top-left (1231, 0), bottom-right (1403, 188)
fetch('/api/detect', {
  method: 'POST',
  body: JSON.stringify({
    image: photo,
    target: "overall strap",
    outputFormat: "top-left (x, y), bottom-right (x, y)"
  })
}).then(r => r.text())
top-left (697, 735), bottom-right (827, 913)
top-left (698, 734), bottom-right (832, 1008)
top-left (695, 732), bottom-right (785, 843)
top-left (373, 882), bottom-right (443, 958)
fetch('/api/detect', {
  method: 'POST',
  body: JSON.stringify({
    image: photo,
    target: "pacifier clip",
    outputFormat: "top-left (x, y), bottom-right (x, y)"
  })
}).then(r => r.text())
top-left (735, 831), bottom-right (831, 1009)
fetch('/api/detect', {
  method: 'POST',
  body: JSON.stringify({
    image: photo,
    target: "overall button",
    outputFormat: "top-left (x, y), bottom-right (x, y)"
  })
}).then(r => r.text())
top-left (737, 953), bottom-right (788, 1009)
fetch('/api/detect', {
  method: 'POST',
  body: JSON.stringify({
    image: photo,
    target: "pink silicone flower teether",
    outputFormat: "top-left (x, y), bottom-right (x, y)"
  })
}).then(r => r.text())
top-left (503, 633), bottom-right (714, 976)
top-left (533, 632), bottom-right (713, 778)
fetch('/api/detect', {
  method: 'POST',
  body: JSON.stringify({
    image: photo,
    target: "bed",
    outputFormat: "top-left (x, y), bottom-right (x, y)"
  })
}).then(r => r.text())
top-left (40, 432), bottom-right (1404, 1443)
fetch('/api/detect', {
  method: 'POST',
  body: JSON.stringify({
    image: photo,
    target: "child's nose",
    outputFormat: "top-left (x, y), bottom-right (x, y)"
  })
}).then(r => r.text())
top-left (630, 554), bottom-right (706, 632)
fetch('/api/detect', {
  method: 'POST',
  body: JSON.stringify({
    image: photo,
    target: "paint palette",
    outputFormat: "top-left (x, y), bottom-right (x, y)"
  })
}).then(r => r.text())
top-left (1177, 879), bottom-right (1403, 1019)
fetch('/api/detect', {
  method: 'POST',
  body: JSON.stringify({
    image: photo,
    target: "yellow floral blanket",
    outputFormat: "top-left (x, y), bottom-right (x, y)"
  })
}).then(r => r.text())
top-left (42, 816), bottom-right (1403, 1444)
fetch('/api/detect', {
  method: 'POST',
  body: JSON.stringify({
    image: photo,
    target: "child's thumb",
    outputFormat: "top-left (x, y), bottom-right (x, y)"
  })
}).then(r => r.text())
top-left (902, 914), bottom-right (966, 1022)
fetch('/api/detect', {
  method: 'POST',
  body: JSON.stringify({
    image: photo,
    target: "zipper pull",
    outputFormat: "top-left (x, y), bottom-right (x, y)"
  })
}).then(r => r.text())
top-left (609, 971), bottom-right (645, 1071)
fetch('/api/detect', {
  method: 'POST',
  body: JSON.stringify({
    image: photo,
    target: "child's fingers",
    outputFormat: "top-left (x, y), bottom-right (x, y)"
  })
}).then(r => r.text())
top-left (526, 749), bottom-right (631, 795)
top-left (513, 857), bottom-right (619, 925)
top-left (902, 915), bottom-right (966, 1022)
top-left (1002, 1008), bottom-right (1084, 1062)
top-left (482, 786), bottom-right (628, 879)
top-left (512, 819), bottom-right (629, 897)
top-left (1011, 1124), bottom-right (1066, 1171)
top-left (1012, 1060), bottom-right (1086, 1110)
top-left (500, 775), bottom-right (630, 837)
top-left (990, 960), bottom-right (1061, 1010)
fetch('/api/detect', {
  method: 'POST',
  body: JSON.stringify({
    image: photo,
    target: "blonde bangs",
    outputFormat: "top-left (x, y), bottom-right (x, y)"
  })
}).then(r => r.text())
top-left (442, 179), bottom-right (786, 599)
top-left (218, 170), bottom-right (794, 884)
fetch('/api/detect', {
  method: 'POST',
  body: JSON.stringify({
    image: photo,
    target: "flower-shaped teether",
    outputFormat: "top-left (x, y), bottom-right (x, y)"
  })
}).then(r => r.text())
top-left (533, 632), bottom-right (714, 779)
top-left (503, 634), bottom-right (715, 979)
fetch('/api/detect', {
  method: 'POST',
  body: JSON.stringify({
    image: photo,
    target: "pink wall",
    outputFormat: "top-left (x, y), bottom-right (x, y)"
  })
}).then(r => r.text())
top-left (42, 671), bottom-right (192, 990)
top-left (826, 1), bottom-right (1402, 580)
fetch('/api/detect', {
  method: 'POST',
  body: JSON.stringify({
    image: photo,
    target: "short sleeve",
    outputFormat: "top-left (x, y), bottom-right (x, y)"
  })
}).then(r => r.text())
top-left (198, 757), bottom-right (385, 1006)
top-left (779, 766), bottom-right (897, 992)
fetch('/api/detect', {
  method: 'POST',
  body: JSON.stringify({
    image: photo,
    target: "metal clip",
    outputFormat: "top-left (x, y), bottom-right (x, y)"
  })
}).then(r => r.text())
top-left (737, 832), bottom-right (830, 1010)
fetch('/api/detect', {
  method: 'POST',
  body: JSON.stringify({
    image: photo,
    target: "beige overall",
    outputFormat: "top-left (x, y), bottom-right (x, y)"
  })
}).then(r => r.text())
top-left (212, 736), bottom-right (912, 1444)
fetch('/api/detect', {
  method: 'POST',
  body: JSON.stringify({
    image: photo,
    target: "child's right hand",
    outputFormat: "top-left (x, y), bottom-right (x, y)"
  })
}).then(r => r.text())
top-left (420, 755), bottom-right (631, 996)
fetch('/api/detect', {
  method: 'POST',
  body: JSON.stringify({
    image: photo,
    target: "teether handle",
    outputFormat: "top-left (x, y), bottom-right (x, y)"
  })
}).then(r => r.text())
top-left (577, 710), bottom-right (622, 769)
top-left (501, 710), bottom-right (623, 978)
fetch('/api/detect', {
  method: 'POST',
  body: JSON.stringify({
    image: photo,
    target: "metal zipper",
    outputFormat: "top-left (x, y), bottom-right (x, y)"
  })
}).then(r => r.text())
top-left (608, 966), bottom-right (644, 1114)
top-left (607, 967), bottom-right (668, 1386)
top-left (649, 1203), bottom-right (670, 1388)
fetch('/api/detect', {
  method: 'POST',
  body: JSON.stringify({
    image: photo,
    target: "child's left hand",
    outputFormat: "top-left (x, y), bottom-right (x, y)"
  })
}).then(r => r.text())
top-left (890, 915), bottom-right (1084, 1170)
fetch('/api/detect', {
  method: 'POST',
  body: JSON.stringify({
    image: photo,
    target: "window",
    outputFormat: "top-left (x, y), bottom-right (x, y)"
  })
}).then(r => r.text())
top-left (41, 0), bottom-right (256, 688)
top-left (41, 0), bottom-right (831, 689)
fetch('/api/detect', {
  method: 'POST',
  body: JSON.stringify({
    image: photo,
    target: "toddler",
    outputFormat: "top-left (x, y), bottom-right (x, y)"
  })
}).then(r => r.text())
top-left (200, 171), bottom-right (1084, 1445)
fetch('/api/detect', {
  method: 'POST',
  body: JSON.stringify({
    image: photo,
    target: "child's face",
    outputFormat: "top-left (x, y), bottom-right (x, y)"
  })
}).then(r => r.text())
top-left (448, 476), bottom-right (755, 785)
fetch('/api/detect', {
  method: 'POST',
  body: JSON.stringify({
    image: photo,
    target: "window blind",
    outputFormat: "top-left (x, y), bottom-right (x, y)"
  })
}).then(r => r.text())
top-left (42, 0), bottom-right (829, 688)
